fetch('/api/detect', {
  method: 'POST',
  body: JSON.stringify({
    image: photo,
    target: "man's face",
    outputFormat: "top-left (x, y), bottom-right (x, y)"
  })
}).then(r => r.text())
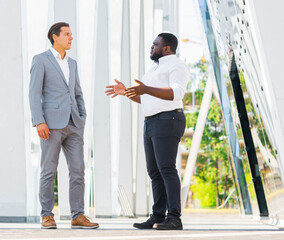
top-left (53, 26), bottom-right (73, 50)
top-left (150, 36), bottom-right (165, 62)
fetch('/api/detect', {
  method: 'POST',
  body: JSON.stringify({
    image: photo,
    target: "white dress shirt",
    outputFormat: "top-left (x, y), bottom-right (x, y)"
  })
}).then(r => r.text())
top-left (140, 55), bottom-right (190, 117)
top-left (50, 47), bottom-right (70, 85)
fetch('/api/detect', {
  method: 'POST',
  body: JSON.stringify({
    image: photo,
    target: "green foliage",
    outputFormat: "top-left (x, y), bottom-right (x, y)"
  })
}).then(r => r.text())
top-left (245, 102), bottom-right (253, 114)
top-left (186, 111), bottom-right (199, 129)
top-left (208, 98), bottom-right (222, 124)
top-left (237, 128), bottom-right (243, 140)
top-left (191, 177), bottom-right (216, 207)
top-left (184, 60), bottom-right (236, 209)
top-left (54, 172), bottom-right (58, 205)
top-left (184, 92), bottom-right (192, 105)
top-left (195, 90), bottom-right (204, 106)
top-left (239, 70), bottom-right (247, 92)
top-left (239, 71), bottom-right (276, 158)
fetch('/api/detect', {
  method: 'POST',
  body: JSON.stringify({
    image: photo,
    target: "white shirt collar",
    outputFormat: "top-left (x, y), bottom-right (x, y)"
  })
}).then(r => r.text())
top-left (158, 54), bottom-right (176, 64)
top-left (50, 47), bottom-right (68, 61)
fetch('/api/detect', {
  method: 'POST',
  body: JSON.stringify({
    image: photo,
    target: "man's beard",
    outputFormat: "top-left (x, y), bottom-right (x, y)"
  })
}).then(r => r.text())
top-left (150, 51), bottom-right (163, 63)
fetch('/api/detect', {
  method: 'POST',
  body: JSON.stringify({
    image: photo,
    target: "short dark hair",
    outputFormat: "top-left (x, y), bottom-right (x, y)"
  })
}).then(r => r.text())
top-left (47, 22), bottom-right (70, 45)
top-left (158, 33), bottom-right (178, 53)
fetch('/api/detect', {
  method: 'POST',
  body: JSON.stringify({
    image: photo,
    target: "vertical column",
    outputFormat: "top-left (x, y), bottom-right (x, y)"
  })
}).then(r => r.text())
top-left (47, 0), bottom-right (55, 49)
top-left (153, 0), bottom-right (163, 37)
top-left (162, 0), bottom-right (182, 176)
top-left (174, 0), bottom-right (180, 56)
top-left (75, 0), bottom-right (97, 216)
top-left (54, 0), bottom-right (77, 58)
top-left (0, 0), bottom-right (28, 222)
top-left (163, 0), bottom-right (171, 31)
top-left (135, 0), bottom-right (149, 216)
top-left (118, 0), bottom-right (134, 213)
top-left (163, 0), bottom-right (179, 36)
top-left (54, 0), bottom-right (78, 219)
top-left (23, 0), bottom-right (43, 223)
top-left (144, 0), bottom-right (155, 214)
top-left (174, 0), bottom-right (181, 173)
top-left (93, 0), bottom-right (116, 217)
top-left (148, 0), bottom-right (156, 215)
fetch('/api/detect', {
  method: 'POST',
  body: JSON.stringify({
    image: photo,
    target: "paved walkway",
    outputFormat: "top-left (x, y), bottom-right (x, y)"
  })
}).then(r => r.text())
top-left (0, 213), bottom-right (283, 240)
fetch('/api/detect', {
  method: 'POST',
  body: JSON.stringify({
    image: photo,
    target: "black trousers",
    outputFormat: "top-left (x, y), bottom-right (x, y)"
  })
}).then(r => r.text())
top-left (144, 109), bottom-right (186, 219)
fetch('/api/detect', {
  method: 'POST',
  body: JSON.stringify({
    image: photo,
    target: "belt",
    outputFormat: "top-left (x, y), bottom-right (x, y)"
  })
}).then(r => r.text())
top-left (145, 108), bottom-right (183, 120)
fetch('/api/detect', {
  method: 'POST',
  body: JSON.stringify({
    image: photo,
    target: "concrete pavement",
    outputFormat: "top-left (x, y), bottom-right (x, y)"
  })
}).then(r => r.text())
top-left (0, 213), bottom-right (283, 240)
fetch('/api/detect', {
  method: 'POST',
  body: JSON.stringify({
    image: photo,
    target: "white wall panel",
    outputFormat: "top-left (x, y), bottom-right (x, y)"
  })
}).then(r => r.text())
top-left (0, 0), bottom-right (28, 222)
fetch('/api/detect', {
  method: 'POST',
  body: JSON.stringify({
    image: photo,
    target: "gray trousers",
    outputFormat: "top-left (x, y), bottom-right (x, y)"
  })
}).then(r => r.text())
top-left (39, 118), bottom-right (85, 220)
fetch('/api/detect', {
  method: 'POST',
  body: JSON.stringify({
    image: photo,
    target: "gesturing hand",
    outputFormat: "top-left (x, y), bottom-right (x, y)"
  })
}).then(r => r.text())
top-left (125, 79), bottom-right (147, 98)
top-left (37, 123), bottom-right (51, 140)
top-left (105, 79), bottom-right (126, 98)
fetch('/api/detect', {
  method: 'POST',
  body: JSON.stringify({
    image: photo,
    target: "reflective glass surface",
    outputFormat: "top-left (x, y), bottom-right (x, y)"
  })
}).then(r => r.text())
top-left (205, 0), bottom-right (284, 219)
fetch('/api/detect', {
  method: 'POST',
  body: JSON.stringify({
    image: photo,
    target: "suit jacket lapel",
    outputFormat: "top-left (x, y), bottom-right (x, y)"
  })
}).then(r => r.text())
top-left (46, 50), bottom-right (68, 86)
top-left (68, 59), bottom-right (73, 89)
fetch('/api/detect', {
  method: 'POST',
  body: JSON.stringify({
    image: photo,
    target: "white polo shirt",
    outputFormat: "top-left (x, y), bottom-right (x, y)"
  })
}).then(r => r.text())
top-left (140, 54), bottom-right (190, 117)
top-left (50, 47), bottom-right (70, 85)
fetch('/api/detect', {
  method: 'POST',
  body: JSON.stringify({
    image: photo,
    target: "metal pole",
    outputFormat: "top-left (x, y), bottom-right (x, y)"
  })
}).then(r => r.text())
top-left (229, 47), bottom-right (268, 216)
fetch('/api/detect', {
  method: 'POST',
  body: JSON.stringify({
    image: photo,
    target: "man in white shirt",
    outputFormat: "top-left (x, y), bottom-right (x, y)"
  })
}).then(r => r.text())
top-left (106, 33), bottom-right (189, 230)
top-left (29, 22), bottom-right (99, 229)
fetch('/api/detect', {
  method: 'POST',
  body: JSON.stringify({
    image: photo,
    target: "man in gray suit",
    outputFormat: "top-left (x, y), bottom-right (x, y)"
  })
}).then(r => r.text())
top-left (29, 22), bottom-right (99, 229)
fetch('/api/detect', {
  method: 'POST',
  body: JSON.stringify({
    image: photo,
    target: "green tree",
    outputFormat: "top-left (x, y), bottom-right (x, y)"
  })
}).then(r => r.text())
top-left (183, 60), bottom-right (235, 208)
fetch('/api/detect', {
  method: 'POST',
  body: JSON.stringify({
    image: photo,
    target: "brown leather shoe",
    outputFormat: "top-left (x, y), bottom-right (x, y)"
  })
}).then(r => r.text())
top-left (71, 215), bottom-right (99, 229)
top-left (41, 216), bottom-right (57, 229)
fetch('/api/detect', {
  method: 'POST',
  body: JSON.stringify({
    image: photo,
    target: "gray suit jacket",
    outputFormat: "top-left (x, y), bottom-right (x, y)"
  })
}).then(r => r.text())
top-left (29, 50), bottom-right (86, 129)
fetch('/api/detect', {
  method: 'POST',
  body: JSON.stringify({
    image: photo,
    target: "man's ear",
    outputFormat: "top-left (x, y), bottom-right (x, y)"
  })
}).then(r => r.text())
top-left (52, 34), bottom-right (57, 43)
top-left (164, 46), bottom-right (171, 54)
